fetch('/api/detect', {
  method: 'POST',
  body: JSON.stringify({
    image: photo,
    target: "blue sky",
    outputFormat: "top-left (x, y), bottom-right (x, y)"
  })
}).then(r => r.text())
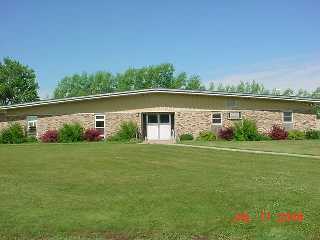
top-left (1, 0), bottom-right (319, 98)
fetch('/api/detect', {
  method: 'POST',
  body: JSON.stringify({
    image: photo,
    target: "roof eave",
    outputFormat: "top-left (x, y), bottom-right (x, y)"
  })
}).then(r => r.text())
top-left (1, 88), bottom-right (320, 110)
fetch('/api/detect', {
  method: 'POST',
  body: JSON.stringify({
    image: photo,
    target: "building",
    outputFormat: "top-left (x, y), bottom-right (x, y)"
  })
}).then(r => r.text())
top-left (0, 89), bottom-right (319, 140)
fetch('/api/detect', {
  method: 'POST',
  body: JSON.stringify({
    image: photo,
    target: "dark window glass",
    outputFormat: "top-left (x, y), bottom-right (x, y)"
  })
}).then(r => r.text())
top-left (96, 121), bottom-right (104, 128)
top-left (212, 118), bottom-right (221, 124)
top-left (283, 112), bottom-right (292, 122)
top-left (212, 113), bottom-right (221, 118)
top-left (212, 112), bottom-right (222, 124)
top-left (148, 114), bottom-right (158, 123)
top-left (96, 115), bottom-right (104, 120)
top-left (160, 114), bottom-right (169, 123)
top-left (96, 128), bottom-right (104, 135)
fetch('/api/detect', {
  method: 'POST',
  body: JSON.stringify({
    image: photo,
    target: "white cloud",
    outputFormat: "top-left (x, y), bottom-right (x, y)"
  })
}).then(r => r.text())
top-left (208, 57), bottom-right (320, 91)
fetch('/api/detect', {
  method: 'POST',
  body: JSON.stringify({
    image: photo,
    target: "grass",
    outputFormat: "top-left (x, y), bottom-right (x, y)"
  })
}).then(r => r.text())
top-left (0, 142), bottom-right (320, 239)
top-left (180, 140), bottom-right (320, 156)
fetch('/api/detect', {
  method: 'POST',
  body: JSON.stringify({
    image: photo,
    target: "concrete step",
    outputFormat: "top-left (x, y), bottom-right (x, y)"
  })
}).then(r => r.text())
top-left (143, 139), bottom-right (176, 144)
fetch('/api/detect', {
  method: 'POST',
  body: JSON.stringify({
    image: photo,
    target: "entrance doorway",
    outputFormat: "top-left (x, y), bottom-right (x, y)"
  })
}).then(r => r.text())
top-left (145, 113), bottom-right (173, 140)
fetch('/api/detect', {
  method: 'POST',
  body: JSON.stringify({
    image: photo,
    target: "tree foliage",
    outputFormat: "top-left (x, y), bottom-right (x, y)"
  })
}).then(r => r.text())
top-left (0, 57), bottom-right (39, 105)
top-left (53, 62), bottom-right (320, 99)
top-left (54, 63), bottom-right (204, 98)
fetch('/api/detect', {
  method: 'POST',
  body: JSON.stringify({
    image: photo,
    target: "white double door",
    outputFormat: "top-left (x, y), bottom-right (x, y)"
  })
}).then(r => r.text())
top-left (147, 113), bottom-right (172, 140)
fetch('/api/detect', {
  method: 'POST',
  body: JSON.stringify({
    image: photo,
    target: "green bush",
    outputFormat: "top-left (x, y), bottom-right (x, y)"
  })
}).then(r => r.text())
top-left (255, 134), bottom-right (272, 141)
top-left (305, 129), bottom-right (320, 139)
top-left (197, 131), bottom-right (216, 141)
top-left (234, 118), bottom-right (260, 141)
top-left (108, 121), bottom-right (139, 141)
top-left (288, 130), bottom-right (305, 140)
top-left (180, 133), bottom-right (194, 141)
top-left (58, 123), bottom-right (84, 142)
top-left (25, 136), bottom-right (38, 143)
top-left (0, 123), bottom-right (25, 144)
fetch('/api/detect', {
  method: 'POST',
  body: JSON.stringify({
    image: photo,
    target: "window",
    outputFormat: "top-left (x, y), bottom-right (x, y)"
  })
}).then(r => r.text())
top-left (147, 114), bottom-right (158, 124)
top-left (159, 114), bottom-right (170, 124)
top-left (283, 111), bottom-right (293, 123)
top-left (95, 114), bottom-right (105, 136)
top-left (228, 112), bottom-right (242, 120)
top-left (27, 116), bottom-right (37, 136)
top-left (212, 112), bottom-right (222, 125)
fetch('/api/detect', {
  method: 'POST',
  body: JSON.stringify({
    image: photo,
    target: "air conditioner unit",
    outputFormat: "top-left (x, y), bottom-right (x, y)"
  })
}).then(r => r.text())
top-left (228, 112), bottom-right (242, 120)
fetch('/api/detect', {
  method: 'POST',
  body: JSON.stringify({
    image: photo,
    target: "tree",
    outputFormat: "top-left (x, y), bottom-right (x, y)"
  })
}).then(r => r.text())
top-left (0, 57), bottom-right (39, 105)
top-left (54, 71), bottom-right (115, 98)
top-left (297, 89), bottom-right (310, 97)
top-left (54, 63), bottom-right (201, 98)
top-left (312, 87), bottom-right (320, 99)
top-left (208, 81), bottom-right (215, 91)
top-left (282, 88), bottom-right (295, 96)
top-left (185, 75), bottom-right (204, 90)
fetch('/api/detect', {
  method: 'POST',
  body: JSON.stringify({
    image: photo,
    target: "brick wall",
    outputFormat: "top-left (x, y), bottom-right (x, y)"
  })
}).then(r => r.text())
top-left (175, 110), bottom-right (318, 137)
top-left (105, 112), bottom-right (141, 138)
top-left (175, 111), bottom-right (211, 137)
top-left (0, 110), bottom-right (318, 139)
top-left (37, 113), bottom-right (95, 137)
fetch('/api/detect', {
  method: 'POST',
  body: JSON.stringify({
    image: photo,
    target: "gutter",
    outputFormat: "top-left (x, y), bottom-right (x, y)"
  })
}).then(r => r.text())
top-left (1, 88), bottom-right (320, 110)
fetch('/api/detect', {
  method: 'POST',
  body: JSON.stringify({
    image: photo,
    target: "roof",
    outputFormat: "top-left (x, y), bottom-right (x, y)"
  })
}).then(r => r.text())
top-left (1, 88), bottom-right (320, 110)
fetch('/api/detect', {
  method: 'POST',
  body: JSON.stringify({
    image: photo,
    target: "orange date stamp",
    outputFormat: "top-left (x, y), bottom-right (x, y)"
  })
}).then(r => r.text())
top-left (232, 211), bottom-right (304, 224)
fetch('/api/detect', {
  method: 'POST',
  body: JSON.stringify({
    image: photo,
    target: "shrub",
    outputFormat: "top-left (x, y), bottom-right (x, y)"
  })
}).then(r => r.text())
top-left (305, 129), bottom-right (320, 139)
top-left (25, 136), bottom-right (38, 143)
top-left (41, 130), bottom-right (59, 143)
top-left (234, 118), bottom-right (260, 141)
top-left (254, 133), bottom-right (272, 141)
top-left (218, 127), bottom-right (234, 140)
top-left (0, 123), bottom-right (25, 144)
top-left (197, 131), bottom-right (216, 141)
top-left (288, 130), bottom-right (305, 140)
top-left (179, 133), bottom-right (194, 141)
top-left (84, 129), bottom-right (102, 141)
top-left (108, 121), bottom-right (139, 141)
top-left (58, 123), bottom-right (84, 142)
top-left (268, 125), bottom-right (288, 140)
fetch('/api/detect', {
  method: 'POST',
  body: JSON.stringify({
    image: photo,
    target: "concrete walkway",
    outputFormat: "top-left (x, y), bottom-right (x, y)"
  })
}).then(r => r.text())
top-left (169, 143), bottom-right (320, 159)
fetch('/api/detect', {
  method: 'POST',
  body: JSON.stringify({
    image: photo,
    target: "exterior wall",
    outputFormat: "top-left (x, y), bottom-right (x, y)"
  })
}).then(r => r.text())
top-left (37, 113), bottom-right (95, 137)
top-left (175, 111), bottom-right (212, 137)
top-left (4, 92), bottom-right (314, 116)
top-left (0, 92), bottom-right (318, 139)
top-left (105, 112), bottom-right (141, 138)
top-left (175, 110), bottom-right (318, 137)
top-left (0, 109), bottom-right (318, 139)
top-left (0, 112), bottom-right (141, 139)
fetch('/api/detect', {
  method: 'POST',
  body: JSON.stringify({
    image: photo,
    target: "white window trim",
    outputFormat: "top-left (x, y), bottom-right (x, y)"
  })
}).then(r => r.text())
top-left (95, 114), bottom-right (105, 136)
top-left (212, 112), bottom-right (223, 125)
top-left (283, 111), bottom-right (293, 123)
top-left (27, 120), bottom-right (37, 130)
top-left (27, 116), bottom-right (38, 137)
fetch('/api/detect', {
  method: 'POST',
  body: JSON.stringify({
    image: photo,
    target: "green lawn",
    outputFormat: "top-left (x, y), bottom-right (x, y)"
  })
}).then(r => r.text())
top-left (181, 140), bottom-right (320, 156)
top-left (0, 143), bottom-right (320, 240)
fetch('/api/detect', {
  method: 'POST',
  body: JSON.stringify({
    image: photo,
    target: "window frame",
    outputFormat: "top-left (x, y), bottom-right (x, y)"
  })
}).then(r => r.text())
top-left (212, 112), bottom-right (223, 125)
top-left (283, 111), bottom-right (293, 123)
top-left (26, 116), bottom-right (37, 136)
top-left (95, 114), bottom-right (105, 137)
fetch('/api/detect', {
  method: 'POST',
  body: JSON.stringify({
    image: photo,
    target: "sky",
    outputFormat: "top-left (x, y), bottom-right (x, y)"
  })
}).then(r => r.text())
top-left (1, 0), bottom-right (320, 98)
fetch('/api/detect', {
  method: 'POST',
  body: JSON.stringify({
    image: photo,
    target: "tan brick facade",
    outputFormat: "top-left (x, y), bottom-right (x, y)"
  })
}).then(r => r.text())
top-left (175, 111), bottom-right (212, 137)
top-left (37, 113), bottom-right (95, 137)
top-left (174, 110), bottom-right (318, 137)
top-left (105, 112), bottom-right (141, 138)
top-left (0, 109), bottom-right (318, 139)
